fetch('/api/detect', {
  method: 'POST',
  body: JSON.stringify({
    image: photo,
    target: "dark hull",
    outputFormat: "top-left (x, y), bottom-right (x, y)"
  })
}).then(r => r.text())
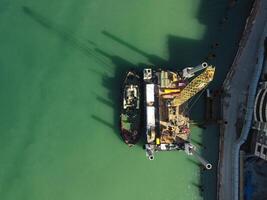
top-left (120, 71), bottom-right (141, 146)
top-left (120, 129), bottom-right (140, 146)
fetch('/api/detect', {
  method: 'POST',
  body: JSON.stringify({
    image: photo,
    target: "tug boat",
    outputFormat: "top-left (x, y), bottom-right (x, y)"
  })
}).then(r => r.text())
top-left (120, 71), bottom-right (141, 146)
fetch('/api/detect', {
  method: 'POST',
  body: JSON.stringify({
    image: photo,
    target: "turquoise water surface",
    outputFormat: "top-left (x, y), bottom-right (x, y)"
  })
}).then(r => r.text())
top-left (0, 1), bottom-right (252, 200)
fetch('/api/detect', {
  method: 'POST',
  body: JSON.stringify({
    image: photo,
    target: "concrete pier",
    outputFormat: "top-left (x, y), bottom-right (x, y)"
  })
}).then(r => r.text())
top-left (218, 0), bottom-right (267, 199)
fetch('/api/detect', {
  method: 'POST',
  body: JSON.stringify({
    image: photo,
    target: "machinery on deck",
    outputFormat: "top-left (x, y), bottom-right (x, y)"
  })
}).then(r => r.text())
top-left (143, 63), bottom-right (215, 169)
top-left (173, 65), bottom-right (215, 106)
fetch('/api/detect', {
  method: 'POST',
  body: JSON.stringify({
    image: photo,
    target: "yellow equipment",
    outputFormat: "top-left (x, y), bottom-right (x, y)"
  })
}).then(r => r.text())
top-left (156, 138), bottom-right (160, 145)
top-left (172, 66), bottom-right (215, 106)
top-left (161, 89), bottom-right (180, 94)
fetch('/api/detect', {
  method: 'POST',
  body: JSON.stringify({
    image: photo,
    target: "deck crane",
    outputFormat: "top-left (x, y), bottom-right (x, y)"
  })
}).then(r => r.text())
top-left (178, 63), bottom-right (215, 169)
top-left (166, 63), bottom-right (215, 169)
top-left (182, 62), bottom-right (209, 79)
top-left (184, 142), bottom-right (213, 170)
top-left (172, 64), bottom-right (215, 106)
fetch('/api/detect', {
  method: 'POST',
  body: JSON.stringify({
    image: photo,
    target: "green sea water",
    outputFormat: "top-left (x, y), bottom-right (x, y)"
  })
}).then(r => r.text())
top-left (0, 1), bottom-right (252, 200)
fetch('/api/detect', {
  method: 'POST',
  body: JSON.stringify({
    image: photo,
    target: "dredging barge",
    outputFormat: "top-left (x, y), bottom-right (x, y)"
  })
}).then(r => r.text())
top-left (143, 63), bottom-right (215, 168)
top-left (121, 62), bottom-right (215, 169)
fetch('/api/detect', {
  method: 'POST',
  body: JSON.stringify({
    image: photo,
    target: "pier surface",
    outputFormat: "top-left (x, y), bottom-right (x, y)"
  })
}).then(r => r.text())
top-left (218, 1), bottom-right (267, 199)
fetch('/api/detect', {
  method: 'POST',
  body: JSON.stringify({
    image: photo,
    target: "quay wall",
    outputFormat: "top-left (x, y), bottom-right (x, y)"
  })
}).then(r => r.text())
top-left (217, 1), bottom-right (259, 199)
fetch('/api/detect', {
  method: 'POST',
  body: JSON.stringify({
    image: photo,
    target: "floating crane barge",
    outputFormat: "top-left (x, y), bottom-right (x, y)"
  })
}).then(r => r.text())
top-left (143, 63), bottom-right (215, 169)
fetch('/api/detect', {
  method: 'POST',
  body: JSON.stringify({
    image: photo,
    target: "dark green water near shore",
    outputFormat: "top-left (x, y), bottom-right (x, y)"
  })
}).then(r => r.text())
top-left (0, 1), bottom-right (252, 200)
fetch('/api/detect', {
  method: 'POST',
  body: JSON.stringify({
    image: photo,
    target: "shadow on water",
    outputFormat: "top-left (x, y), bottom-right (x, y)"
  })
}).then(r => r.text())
top-left (22, 6), bottom-right (112, 74)
top-left (192, 182), bottom-right (205, 197)
top-left (187, 158), bottom-right (202, 167)
top-left (102, 31), bottom-right (168, 66)
top-left (191, 138), bottom-right (204, 148)
top-left (96, 95), bottom-right (114, 108)
top-left (22, 1), bottom-right (253, 199)
top-left (91, 115), bottom-right (114, 131)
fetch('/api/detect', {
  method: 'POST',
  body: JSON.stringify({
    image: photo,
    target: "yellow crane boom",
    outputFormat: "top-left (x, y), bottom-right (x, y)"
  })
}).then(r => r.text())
top-left (172, 66), bottom-right (215, 106)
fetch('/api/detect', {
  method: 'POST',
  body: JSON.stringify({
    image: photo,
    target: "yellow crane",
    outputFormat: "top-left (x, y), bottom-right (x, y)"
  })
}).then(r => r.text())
top-left (172, 65), bottom-right (215, 106)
